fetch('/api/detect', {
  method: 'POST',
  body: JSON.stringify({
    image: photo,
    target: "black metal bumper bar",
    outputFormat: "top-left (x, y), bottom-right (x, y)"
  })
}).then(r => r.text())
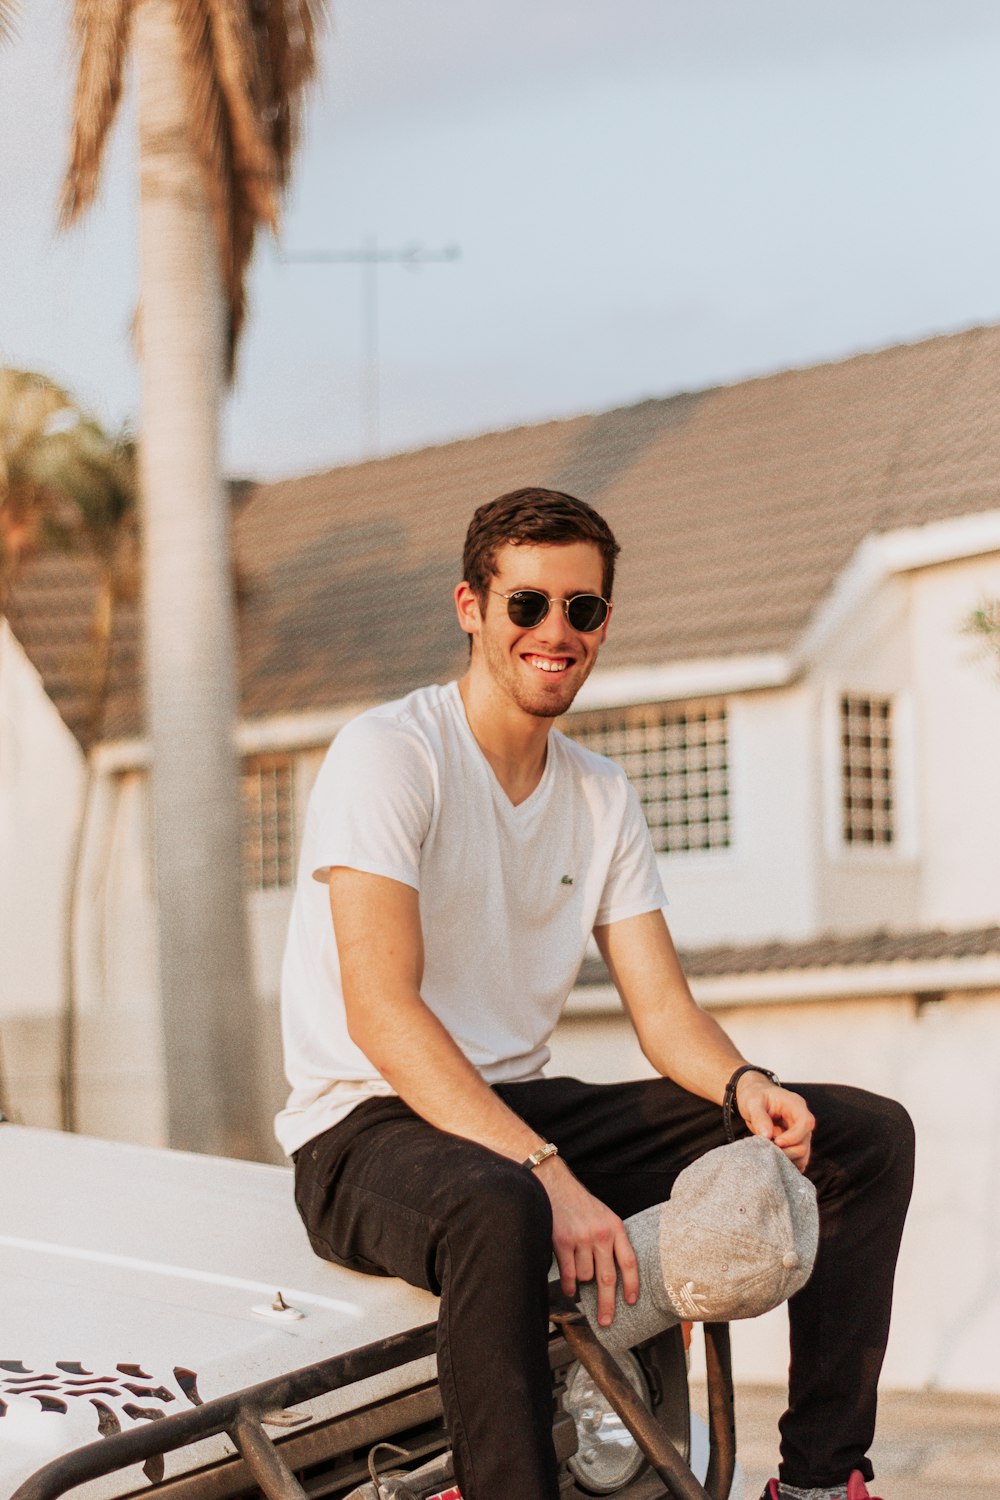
top-left (11, 1322), bottom-right (438, 1500)
top-left (13, 1300), bottom-right (736, 1500)
top-left (549, 1293), bottom-right (736, 1500)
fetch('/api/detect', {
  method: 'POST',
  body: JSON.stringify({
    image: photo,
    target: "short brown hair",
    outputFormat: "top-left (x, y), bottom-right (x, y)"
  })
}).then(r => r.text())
top-left (462, 488), bottom-right (620, 605)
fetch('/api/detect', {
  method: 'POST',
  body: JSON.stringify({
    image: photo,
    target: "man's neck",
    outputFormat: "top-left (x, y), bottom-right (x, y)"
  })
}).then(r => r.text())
top-left (457, 673), bottom-right (554, 806)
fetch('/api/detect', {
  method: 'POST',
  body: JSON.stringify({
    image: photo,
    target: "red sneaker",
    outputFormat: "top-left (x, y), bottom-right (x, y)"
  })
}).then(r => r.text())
top-left (760, 1475), bottom-right (882, 1500)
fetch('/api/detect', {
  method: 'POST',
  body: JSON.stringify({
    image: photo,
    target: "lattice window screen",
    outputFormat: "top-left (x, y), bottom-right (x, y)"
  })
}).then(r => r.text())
top-left (243, 754), bottom-right (297, 889)
top-left (840, 696), bottom-right (894, 845)
top-left (564, 701), bottom-right (731, 853)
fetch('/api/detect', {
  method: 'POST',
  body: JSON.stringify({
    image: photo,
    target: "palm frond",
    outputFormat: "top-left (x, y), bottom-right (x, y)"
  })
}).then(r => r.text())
top-left (264, 0), bottom-right (323, 188)
top-left (964, 603), bottom-right (1000, 677)
top-left (60, 0), bottom-right (134, 227)
top-left (63, 0), bottom-right (328, 375)
top-left (205, 0), bottom-right (278, 225)
top-left (183, 7), bottom-right (240, 277)
top-left (172, 0), bottom-right (245, 361)
top-left (174, 0), bottom-right (326, 370)
top-left (0, 369), bottom-right (126, 592)
top-left (0, 2), bottom-right (21, 44)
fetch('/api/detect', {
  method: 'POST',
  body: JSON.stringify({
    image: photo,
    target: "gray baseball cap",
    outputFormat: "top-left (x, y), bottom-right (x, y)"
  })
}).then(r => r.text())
top-left (573, 1135), bottom-right (819, 1355)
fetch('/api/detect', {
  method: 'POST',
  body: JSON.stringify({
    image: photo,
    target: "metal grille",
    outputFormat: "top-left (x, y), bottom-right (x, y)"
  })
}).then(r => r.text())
top-left (564, 702), bottom-right (731, 853)
top-left (243, 754), bottom-right (297, 889)
top-left (8, 1306), bottom-right (735, 1500)
top-left (840, 695), bottom-right (894, 845)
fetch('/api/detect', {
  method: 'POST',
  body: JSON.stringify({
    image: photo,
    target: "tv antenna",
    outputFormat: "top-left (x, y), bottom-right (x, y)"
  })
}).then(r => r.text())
top-left (276, 236), bottom-right (460, 457)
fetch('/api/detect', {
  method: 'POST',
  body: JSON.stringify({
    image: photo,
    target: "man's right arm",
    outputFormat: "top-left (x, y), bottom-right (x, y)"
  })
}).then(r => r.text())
top-left (329, 866), bottom-right (639, 1325)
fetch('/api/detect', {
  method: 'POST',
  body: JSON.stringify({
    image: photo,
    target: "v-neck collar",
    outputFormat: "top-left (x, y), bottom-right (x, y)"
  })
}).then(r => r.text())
top-left (447, 680), bottom-right (555, 816)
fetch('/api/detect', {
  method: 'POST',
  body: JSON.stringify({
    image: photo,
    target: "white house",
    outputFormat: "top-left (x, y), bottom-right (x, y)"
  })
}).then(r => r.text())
top-left (3, 324), bottom-right (1000, 1390)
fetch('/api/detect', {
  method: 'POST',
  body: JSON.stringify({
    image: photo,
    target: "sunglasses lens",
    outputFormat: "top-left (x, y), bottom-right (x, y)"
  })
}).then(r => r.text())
top-left (506, 590), bottom-right (549, 627)
top-left (566, 595), bottom-right (609, 632)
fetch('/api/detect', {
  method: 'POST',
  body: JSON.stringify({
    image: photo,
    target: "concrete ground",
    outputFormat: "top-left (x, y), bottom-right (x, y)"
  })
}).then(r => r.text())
top-left (690, 1383), bottom-right (1000, 1500)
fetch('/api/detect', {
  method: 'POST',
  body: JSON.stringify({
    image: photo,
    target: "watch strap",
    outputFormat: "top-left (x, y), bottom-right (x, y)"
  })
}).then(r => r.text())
top-left (522, 1142), bottom-right (559, 1171)
top-left (723, 1065), bottom-right (781, 1143)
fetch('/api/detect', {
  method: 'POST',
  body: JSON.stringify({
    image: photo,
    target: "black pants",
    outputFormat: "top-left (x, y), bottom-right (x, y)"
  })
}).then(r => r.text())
top-left (294, 1077), bottom-right (914, 1500)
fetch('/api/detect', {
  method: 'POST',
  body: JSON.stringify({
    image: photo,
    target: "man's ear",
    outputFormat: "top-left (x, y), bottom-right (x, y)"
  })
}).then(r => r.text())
top-left (454, 580), bottom-right (481, 638)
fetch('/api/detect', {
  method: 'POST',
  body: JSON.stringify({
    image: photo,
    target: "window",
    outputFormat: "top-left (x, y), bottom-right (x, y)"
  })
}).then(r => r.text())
top-left (840, 695), bottom-right (894, 846)
top-left (564, 701), bottom-right (731, 853)
top-left (243, 754), bottom-right (297, 889)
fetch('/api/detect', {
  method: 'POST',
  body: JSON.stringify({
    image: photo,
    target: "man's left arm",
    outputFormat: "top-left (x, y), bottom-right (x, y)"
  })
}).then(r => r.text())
top-left (594, 909), bottom-right (815, 1171)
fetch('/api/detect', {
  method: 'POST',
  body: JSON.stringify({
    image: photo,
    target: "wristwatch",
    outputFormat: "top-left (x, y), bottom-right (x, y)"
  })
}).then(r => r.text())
top-left (522, 1142), bottom-right (559, 1171)
top-left (723, 1064), bottom-right (781, 1143)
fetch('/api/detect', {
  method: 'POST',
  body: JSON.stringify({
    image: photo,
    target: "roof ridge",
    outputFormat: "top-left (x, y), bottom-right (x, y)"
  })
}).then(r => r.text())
top-left (578, 923), bottom-right (1000, 987)
top-left (243, 320), bottom-right (998, 491)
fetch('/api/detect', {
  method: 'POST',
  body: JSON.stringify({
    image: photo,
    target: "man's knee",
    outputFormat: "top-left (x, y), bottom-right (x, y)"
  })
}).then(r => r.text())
top-left (442, 1156), bottom-right (554, 1274)
top-left (800, 1081), bottom-right (915, 1203)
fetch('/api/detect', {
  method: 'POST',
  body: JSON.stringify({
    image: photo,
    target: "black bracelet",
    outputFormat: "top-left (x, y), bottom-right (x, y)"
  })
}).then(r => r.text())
top-left (723, 1064), bottom-right (781, 1143)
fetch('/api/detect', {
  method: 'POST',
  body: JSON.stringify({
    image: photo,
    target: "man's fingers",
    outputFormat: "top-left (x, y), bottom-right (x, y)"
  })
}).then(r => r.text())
top-left (776, 1138), bottom-right (812, 1174)
top-left (774, 1122), bottom-right (813, 1148)
top-left (772, 1098), bottom-right (814, 1174)
top-left (589, 1223), bottom-right (639, 1326)
top-left (615, 1228), bottom-right (640, 1307)
top-left (592, 1239), bottom-right (619, 1326)
top-left (744, 1087), bottom-right (816, 1149)
top-left (743, 1100), bottom-right (775, 1140)
top-left (546, 1177), bottom-right (634, 1323)
top-left (574, 1244), bottom-right (596, 1290)
top-left (737, 1083), bottom-right (814, 1174)
top-left (556, 1246), bottom-right (578, 1297)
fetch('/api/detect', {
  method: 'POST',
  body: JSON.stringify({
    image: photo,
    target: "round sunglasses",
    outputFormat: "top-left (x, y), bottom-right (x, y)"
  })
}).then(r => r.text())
top-left (491, 589), bottom-right (612, 633)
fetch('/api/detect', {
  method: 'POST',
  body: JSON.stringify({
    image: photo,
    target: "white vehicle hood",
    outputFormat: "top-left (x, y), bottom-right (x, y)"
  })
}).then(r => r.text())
top-left (0, 1125), bottom-right (439, 1499)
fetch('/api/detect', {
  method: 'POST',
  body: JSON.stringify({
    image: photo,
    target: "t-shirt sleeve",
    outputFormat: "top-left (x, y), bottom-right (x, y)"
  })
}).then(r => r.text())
top-left (308, 712), bottom-right (434, 891)
top-left (594, 777), bottom-right (668, 927)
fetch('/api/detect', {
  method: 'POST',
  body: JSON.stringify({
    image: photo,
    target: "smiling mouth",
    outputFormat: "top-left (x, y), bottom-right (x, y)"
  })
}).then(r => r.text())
top-left (524, 654), bottom-right (572, 674)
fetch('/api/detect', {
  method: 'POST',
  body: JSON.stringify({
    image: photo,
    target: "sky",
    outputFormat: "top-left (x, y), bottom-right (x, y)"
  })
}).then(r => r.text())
top-left (3, 1), bottom-right (1000, 480)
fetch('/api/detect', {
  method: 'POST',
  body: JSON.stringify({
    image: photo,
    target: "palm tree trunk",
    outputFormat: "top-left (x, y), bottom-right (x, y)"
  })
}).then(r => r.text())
top-left (59, 759), bottom-right (90, 1134)
top-left (135, 0), bottom-right (267, 1160)
top-left (59, 571), bottom-right (116, 1135)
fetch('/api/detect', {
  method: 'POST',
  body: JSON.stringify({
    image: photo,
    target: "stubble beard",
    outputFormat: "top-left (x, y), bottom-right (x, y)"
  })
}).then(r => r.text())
top-left (479, 630), bottom-right (592, 719)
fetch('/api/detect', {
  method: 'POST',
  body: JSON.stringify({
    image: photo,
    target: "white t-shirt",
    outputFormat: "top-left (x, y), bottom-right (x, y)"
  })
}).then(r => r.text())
top-left (275, 680), bottom-right (667, 1156)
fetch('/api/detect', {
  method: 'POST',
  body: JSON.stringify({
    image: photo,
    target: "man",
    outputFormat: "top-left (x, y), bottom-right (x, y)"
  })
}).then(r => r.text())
top-left (278, 488), bottom-right (914, 1500)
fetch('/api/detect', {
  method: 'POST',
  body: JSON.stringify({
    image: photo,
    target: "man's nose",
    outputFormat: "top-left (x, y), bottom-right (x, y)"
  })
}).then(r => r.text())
top-left (532, 600), bottom-right (575, 644)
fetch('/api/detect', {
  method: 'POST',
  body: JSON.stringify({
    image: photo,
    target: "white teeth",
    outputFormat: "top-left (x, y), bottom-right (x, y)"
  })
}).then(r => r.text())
top-left (528, 656), bottom-right (568, 673)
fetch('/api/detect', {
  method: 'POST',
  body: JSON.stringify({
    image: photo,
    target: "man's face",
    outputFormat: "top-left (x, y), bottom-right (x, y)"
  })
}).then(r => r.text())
top-left (458, 540), bottom-right (610, 719)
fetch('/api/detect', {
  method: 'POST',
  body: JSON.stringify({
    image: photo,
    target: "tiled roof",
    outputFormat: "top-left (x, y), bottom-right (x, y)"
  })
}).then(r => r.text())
top-left (3, 553), bottom-right (141, 750)
top-left (578, 924), bottom-right (1000, 987)
top-left (7, 323), bottom-right (1000, 748)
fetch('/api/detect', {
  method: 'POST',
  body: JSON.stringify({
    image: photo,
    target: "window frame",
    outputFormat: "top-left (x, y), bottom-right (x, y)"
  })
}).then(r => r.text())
top-left (821, 686), bottom-right (917, 861)
top-left (242, 751), bottom-right (299, 893)
top-left (839, 692), bottom-right (896, 848)
top-left (562, 698), bottom-right (733, 857)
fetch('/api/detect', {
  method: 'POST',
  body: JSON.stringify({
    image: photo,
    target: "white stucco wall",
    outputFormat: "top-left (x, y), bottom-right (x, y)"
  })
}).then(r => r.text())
top-left (658, 686), bottom-right (820, 949)
top-left (76, 768), bottom-right (159, 1013)
top-left (0, 627), bottom-right (165, 1138)
top-left (810, 573), bottom-right (922, 931)
top-left (551, 984), bottom-right (1000, 1393)
top-left (908, 554), bottom-right (1000, 927)
top-left (0, 624), bottom-right (85, 1018)
top-left (247, 748), bottom-right (323, 1004)
top-left (663, 549), bottom-right (1000, 949)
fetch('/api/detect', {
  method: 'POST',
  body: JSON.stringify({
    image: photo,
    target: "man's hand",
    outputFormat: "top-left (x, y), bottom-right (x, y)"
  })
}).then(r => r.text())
top-left (538, 1158), bottom-right (639, 1327)
top-left (736, 1073), bottom-right (815, 1172)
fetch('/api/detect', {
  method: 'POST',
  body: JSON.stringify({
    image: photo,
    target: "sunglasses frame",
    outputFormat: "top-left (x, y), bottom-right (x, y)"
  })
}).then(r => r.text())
top-left (490, 588), bottom-right (613, 633)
